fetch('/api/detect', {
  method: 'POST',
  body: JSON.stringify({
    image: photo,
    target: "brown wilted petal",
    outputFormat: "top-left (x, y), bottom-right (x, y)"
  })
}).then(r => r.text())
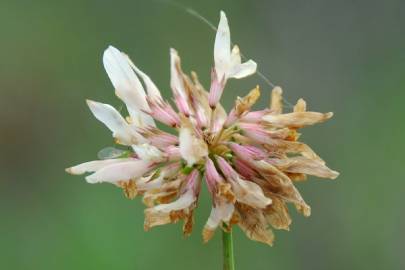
top-left (235, 86), bottom-right (261, 116)
top-left (263, 111), bottom-right (333, 128)
top-left (263, 139), bottom-right (324, 163)
top-left (270, 86), bottom-right (283, 114)
top-left (142, 178), bottom-right (182, 207)
top-left (264, 197), bottom-right (291, 230)
top-left (144, 189), bottom-right (196, 230)
top-left (294, 98), bottom-right (307, 112)
top-left (202, 227), bottom-right (215, 243)
top-left (143, 189), bottom-right (179, 208)
top-left (183, 209), bottom-right (195, 237)
top-left (252, 161), bottom-right (311, 217)
top-left (217, 182), bottom-right (236, 203)
top-left (144, 209), bottom-right (173, 230)
top-left (236, 203), bottom-right (274, 246)
top-left (295, 203), bottom-right (311, 217)
top-left (265, 128), bottom-right (292, 140)
top-left (286, 172), bottom-right (307, 182)
top-left (117, 180), bottom-right (138, 199)
top-left (269, 157), bottom-right (339, 179)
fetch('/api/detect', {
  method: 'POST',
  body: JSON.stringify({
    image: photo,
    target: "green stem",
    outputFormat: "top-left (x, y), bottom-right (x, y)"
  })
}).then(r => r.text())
top-left (222, 228), bottom-right (235, 270)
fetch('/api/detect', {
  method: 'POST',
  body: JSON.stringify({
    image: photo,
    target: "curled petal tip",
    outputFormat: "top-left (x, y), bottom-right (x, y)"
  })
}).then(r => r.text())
top-left (330, 170), bottom-right (340, 179)
top-left (170, 48), bottom-right (178, 55)
top-left (85, 99), bottom-right (97, 107)
top-left (273, 86), bottom-right (283, 94)
top-left (103, 45), bottom-right (119, 58)
top-left (219, 10), bottom-right (227, 20)
top-left (219, 11), bottom-right (227, 21)
top-left (85, 175), bottom-right (98, 184)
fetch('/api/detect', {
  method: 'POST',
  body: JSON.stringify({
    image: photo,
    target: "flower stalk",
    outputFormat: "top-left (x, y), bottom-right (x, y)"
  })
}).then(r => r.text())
top-left (222, 226), bottom-right (235, 270)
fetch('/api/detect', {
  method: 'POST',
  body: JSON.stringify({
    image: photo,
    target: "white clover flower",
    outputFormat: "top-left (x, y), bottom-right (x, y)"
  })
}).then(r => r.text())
top-left (214, 11), bottom-right (257, 81)
top-left (67, 11), bottom-right (338, 245)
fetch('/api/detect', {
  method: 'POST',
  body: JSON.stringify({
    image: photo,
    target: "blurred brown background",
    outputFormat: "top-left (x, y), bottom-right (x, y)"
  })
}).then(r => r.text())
top-left (0, 0), bottom-right (404, 269)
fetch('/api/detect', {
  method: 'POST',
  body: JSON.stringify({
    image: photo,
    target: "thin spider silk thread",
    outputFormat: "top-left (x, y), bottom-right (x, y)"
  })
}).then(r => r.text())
top-left (152, 0), bottom-right (295, 108)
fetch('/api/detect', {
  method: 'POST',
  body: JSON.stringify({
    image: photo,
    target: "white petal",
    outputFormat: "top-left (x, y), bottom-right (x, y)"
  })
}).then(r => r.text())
top-left (170, 48), bottom-right (187, 99)
top-left (205, 202), bottom-right (234, 230)
top-left (103, 46), bottom-right (147, 110)
top-left (179, 125), bottom-right (208, 166)
top-left (214, 11), bottom-right (231, 80)
top-left (66, 158), bottom-right (133, 175)
top-left (229, 45), bottom-right (242, 67)
top-left (126, 108), bottom-right (155, 130)
top-left (132, 143), bottom-right (163, 162)
top-left (228, 60), bottom-right (257, 79)
top-left (153, 189), bottom-right (195, 213)
top-left (85, 159), bottom-right (151, 183)
top-left (86, 100), bottom-right (140, 145)
top-left (213, 12), bottom-right (257, 80)
top-left (232, 177), bottom-right (272, 208)
top-left (103, 46), bottom-right (155, 127)
top-left (126, 56), bottom-right (162, 100)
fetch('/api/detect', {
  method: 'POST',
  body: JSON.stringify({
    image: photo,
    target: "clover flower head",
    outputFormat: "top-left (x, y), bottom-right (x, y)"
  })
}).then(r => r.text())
top-left (67, 11), bottom-right (339, 245)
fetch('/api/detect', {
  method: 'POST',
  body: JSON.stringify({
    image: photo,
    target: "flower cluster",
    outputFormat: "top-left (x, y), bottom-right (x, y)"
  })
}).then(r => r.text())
top-left (67, 11), bottom-right (338, 245)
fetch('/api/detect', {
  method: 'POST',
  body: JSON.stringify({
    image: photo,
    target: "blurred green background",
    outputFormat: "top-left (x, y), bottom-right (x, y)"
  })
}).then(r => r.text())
top-left (1, 0), bottom-right (404, 269)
